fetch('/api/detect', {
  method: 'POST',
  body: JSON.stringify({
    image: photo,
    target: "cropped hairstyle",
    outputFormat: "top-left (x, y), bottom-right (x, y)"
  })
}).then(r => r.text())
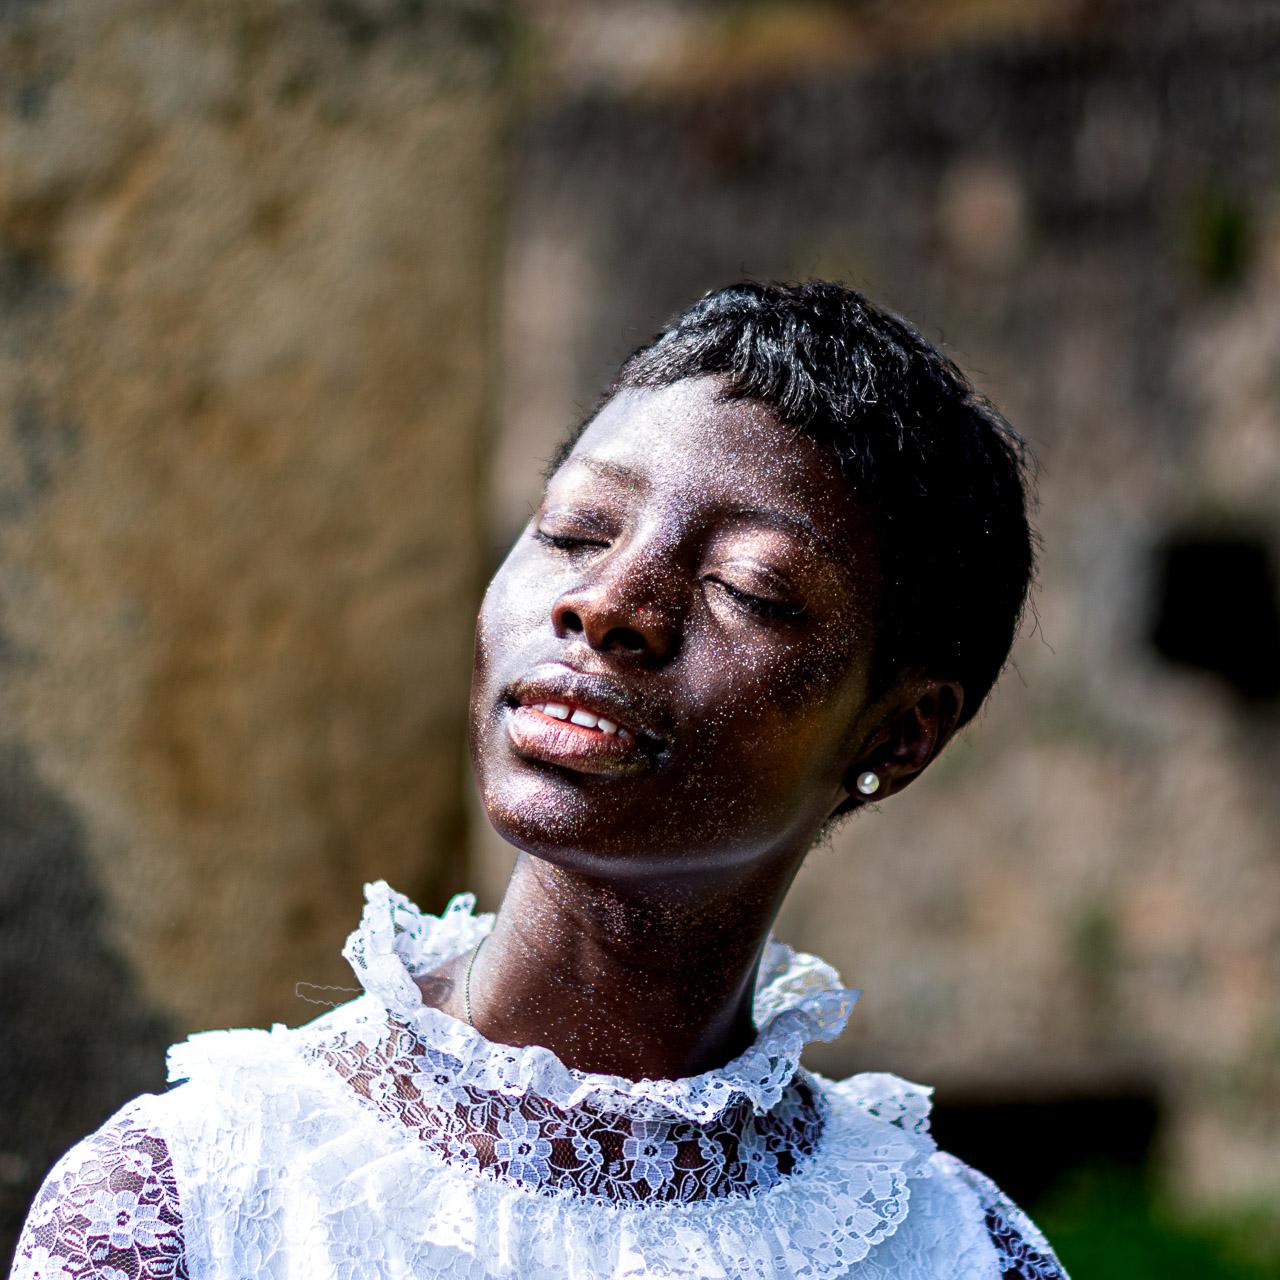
top-left (550, 281), bottom-right (1037, 731)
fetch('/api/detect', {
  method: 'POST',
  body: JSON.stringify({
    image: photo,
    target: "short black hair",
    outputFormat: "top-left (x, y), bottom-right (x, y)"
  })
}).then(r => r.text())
top-left (549, 280), bottom-right (1037, 730)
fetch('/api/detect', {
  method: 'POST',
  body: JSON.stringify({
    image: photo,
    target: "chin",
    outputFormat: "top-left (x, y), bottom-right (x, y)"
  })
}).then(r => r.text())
top-left (478, 767), bottom-right (791, 891)
top-left (470, 709), bottom-right (666, 873)
top-left (477, 766), bottom-right (653, 876)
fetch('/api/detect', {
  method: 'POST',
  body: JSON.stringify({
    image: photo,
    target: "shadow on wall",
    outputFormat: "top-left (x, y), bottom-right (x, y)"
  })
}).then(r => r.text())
top-left (1148, 522), bottom-right (1280, 704)
top-left (0, 742), bottom-right (173, 1269)
top-left (931, 1087), bottom-right (1162, 1209)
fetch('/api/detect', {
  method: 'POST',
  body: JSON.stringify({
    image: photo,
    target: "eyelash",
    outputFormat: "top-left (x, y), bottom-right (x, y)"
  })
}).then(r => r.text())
top-left (710, 578), bottom-right (806, 621)
top-left (532, 529), bottom-right (606, 552)
top-left (532, 529), bottom-right (805, 622)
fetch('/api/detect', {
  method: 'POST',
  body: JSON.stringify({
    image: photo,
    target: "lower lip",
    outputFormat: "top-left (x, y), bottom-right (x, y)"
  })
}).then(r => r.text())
top-left (504, 705), bottom-right (653, 777)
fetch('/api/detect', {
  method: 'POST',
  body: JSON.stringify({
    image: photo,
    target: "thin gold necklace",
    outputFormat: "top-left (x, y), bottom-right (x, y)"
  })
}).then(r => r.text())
top-left (463, 935), bottom-right (486, 1027)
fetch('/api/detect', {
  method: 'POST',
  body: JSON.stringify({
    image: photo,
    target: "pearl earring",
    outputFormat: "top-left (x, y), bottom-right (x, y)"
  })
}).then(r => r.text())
top-left (855, 771), bottom-right (880, 796)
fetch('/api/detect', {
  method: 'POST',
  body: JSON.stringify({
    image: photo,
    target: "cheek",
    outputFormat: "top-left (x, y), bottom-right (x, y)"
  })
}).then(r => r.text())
top-left (718, 613), bottom-right (866, 720)
top-left (769, 626), bottom-right (867, 720)
top-left (470, 560), bottom-right (543, 750)
top-left (477, 552), bottom-right (554, 662)
top-left (683, 622), bottom-right (868, 793)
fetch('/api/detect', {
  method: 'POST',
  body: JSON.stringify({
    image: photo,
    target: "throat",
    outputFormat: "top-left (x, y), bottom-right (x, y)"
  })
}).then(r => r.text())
top-left (457, 856), bottom-right (778, 1082)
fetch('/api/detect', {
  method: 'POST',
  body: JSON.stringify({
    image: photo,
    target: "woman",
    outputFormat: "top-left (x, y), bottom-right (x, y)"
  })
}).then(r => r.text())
top-left (12, 282), bottom-right (1068, 1279)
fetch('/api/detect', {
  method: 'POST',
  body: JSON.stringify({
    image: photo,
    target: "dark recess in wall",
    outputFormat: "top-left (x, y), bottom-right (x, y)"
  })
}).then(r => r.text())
top-left (1148, 525), bottom-right (1280, 703)
top-left (930, 1087), bottom-right (1163, 1208)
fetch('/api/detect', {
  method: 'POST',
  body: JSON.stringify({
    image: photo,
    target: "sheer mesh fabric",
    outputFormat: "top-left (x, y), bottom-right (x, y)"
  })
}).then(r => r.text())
top-left (11, 1063), bottom-right (1069, 1278)
top-left (306, 1012), bottom-right (825, 1203)
top-left (12, 1100), bottom-right (186, 1280)
top-left (988, 1206), bottom-right (1067, 1280)
top-left (10, 884), bottom-right (1072, 1278)
top-left (934, 1154), bottom-right (1069, 1280)
top-left (342, 884), bottom-right (861, 1127)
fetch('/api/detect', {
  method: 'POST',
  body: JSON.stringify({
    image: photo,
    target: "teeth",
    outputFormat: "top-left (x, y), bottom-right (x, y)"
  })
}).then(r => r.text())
top-left (528, 700), bottom-right (624, 736)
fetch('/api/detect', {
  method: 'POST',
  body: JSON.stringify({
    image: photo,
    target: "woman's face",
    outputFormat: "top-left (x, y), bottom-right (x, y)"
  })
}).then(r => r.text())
top-left (470, 377), bottom-right (883, 879)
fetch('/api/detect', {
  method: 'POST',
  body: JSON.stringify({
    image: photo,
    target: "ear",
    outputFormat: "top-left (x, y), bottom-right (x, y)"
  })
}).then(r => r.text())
top-left (831, 678), bottom-right (965, 820)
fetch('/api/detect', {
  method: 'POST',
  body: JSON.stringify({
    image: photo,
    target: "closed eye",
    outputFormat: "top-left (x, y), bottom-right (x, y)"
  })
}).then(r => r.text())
top-left (708, 577), bottom-right (806, 621)
top-left (532, 528), bottom-right (609, 552)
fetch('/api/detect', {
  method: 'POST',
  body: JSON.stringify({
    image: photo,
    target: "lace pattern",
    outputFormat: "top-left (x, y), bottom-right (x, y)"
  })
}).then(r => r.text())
top-left (161, 1024), bottom-right (940, 1278)
top-left (342, 882), bottom-right (861, 1123)
top-left (936, 1153), bottom-right (1070, 1280)
top-left (12, 884), bottom-right (1071, 1279)
top-left (987, 1206), bottom-right (1068, 1280)
top-left (301, 1007), bottom-right (827, 1203)
top-left (11, 1098), bottom-right (186, 1280)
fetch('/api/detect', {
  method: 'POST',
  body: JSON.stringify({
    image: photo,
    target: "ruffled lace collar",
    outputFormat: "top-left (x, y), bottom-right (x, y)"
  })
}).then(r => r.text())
top-left (342, 881), bottom-right (861, 1124)
top-left (170, 1014), bottom-right (940, 1278)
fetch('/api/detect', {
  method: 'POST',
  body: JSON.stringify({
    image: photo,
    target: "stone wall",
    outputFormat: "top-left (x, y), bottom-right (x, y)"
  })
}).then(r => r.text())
top-left (483, 0), bottom-right (1280, 1209)
top-left (0, 0), bottom-right (505, 1256)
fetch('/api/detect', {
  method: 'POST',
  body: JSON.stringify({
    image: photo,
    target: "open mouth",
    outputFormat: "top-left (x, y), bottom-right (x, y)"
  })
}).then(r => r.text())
top-left (522, 700), bottom-right (634, 740)
top-left (501, 670), bottom-right (669, 777)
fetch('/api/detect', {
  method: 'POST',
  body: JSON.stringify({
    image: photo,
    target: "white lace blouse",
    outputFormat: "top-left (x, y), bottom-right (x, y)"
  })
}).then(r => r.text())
top-left (12, 883), bottom-right (1069, 1280)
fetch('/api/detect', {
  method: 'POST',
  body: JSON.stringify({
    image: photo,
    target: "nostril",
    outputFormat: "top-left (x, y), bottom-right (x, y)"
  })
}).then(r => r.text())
top-left (561, 609), bottom-right (584, 634)
top-left (605, 626), bottom-right (647, 653)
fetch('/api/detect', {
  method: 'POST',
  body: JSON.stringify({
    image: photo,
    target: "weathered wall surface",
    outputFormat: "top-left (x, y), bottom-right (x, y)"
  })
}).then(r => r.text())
top-left (482, 1), bottom-right (1280, 1209)
top-left (0, 0), bottom-right (504, 1252)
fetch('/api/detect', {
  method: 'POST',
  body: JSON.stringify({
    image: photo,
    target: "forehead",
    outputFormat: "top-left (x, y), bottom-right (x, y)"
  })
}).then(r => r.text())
top-left (558, 378), bottom-right (869, 550)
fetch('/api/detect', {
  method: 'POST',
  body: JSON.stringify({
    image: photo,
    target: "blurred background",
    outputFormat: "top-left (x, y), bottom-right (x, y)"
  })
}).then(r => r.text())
top-left (2, 0), bottom-right (1279, 1273)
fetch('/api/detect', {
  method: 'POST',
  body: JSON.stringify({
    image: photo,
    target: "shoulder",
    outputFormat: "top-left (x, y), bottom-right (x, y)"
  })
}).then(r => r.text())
top-left (818, 1071), bottom-right (1071, 1279)
top-left (10, 1002), bottom-right (370, 1280)
top-left (928, 1152), bottom-right (1070, 1280)
top-left (163, 994), bottom-right (376, 1080)
top-left (11, 1092), bottom-right (189, 1280)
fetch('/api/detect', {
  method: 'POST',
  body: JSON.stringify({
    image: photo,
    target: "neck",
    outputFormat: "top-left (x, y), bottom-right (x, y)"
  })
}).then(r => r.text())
top-left (463, 853), bottom-right (795, 1081)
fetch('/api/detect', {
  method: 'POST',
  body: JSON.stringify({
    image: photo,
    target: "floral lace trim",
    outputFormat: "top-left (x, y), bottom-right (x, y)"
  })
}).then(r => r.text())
top-left (167, 1022), bottom-right (940, 1277)
top-left (937, 1153), bottom-right (1071, 1279)
top-left (11, 1099), bottom-right (187, 1280)
top-left (299, 1005), bottom-right (827, 1204)
top-left (341, 881), bottom-right (860, 1123)
top-left (204, 1029), bottom-right (936, 1280)
top-left (988, 1205), bottom-right (1070, 1280)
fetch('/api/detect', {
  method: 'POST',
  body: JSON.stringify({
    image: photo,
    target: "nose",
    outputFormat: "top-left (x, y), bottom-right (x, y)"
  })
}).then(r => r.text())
top-left (551, 551), bottom-right (682, 662)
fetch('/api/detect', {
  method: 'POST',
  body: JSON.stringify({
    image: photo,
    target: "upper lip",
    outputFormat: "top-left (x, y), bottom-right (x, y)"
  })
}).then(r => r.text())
top-left (505, 663), bottom-right (672, 754)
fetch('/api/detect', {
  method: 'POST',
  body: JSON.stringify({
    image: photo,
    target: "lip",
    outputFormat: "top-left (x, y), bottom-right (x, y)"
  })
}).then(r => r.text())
top-left (502, 664), bottom-right (671, 777)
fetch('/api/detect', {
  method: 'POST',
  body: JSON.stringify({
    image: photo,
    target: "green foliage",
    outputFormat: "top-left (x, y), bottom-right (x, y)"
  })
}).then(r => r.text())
top-left (1034, 1165), bottom-right (1280, 1280)
top-left (1186, 189), bottom-right (1252, 290)
top-left (1068, 902), bottom-right (1121, 988)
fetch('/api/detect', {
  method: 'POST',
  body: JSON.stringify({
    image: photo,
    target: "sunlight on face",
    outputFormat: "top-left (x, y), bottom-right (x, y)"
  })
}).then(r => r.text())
top-left (470, 378), bottom-right (883, 879)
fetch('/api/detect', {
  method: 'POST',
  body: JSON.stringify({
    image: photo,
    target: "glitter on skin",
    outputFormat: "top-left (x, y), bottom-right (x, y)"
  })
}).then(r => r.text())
top-left (422, 376), bottom-right (963, 1087)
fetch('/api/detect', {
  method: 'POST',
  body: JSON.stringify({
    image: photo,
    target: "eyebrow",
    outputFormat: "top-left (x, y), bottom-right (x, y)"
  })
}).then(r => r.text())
top-left (557, 457), bottom-right (848, 569)
top-left (575, 457), bottom-right (646, 486)
top-left (726, 507), bottom-right (847, 567)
